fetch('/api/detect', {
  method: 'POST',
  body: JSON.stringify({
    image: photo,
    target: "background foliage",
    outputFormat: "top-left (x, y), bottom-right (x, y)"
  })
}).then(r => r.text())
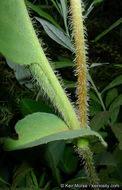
top-left (0, 0), bottom-right (122, 189)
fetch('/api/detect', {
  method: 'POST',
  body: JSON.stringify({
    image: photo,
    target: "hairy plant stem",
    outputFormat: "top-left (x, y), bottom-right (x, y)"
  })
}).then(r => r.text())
top-left (29, 63), bottom-right (80, 130)
top-left (77, 147), bottom-right (99, 188)
top-left (70, 0), bottom-right (87, 128)
top-left (70, 0), bottom-right (99, 187)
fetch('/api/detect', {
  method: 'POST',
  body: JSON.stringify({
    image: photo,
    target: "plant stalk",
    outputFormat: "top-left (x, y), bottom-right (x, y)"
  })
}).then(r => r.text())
top-left (70, 0), bottom-right (87, 128)
top-left (70, 0), bottom-right (99, 187)
top-left (29, 62), bottom-right (80, 130)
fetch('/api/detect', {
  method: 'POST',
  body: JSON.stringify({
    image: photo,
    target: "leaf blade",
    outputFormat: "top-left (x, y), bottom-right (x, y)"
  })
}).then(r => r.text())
top-left (35, 18), bottom-right (74, 52)
top-left (0, 0), bottom-right (42, 65)
top-left (1, 113), bottom-right (107, 151)
top-left (102, 75), bottom-right (122, 94)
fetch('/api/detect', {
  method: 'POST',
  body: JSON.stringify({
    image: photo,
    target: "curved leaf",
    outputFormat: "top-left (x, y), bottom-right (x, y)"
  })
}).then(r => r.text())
top-left (90, 111), bottom-right (109, 131)
top-left (102, 75), bottom-right (122, 94)
top-left (105, 88), bottom-right (118, 108)
top-left (1, 113), bottom-right (107, 151)
top-left (36, 18), bottom-right (74, 52)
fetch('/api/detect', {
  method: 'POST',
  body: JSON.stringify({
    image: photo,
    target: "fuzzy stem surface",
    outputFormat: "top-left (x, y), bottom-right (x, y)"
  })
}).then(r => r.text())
top-left (70, 0), bottom-right (99, 187)
top-left (70, 0), bottom-right (87, 128)
top-left (78, 147), bottom-right (99, 188)
top-left (30, 62), bottom-right (80, 130)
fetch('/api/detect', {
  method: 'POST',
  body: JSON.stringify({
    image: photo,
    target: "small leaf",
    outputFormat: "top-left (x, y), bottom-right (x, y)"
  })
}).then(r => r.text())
top-left (109, 95), bottom-right (122, 124)
top-left (90, 111), bottom-right (109, 131)
top-left (111, 123), bottom-right (122, 144)
top-left (39, 171), bottom-right (46, 188)
top-left (36, 18), bottom-right (74, 52)
top-left (89, 100), bottom-right (101, 117)
top-left (63, 79), bottom-right (76, 89)
top-left (6, 59), bottom-right (32, 88)
top-left (105, 88), bottom-right (118, 108)
top-left (109, 94), bottom-right (122, 112)
top-left (1, 113), bottom-right (107, 151)
top-left (59, 0), bottom-right (69, 34)
top-left (93, 18), bottom-right (122, 42)
top-left (102, 75), bottom-right (122, 94)
top-left (110, 107), bottom-right (120, 124)
top-left (94, 0), bottom-right (104, 4)
top-left (52, 60), bottom-right (74, 69)
top-left (51, 0), bottom-right (61, 14)
top-left (12, 162), bottom-right (32, 188)
top-left (89, 91), bottom-right (100, 103)
top-left (30, 170), bottom-right (38, 188)
top-left (0, 177), bottom-right (10, 186)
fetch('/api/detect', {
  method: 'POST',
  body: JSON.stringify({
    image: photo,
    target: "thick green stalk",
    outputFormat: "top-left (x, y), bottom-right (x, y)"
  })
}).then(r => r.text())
top-left (70, 0), bottom-right (99, 187)
top-left (29, 60), bottom-right (80, 130)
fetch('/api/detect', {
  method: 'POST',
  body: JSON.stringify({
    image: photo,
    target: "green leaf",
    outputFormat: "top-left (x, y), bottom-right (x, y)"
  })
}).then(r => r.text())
top-left (51, 0), bottom-right (61, 14)
top-left (119, 142), bottom-right (122, 150)
top-left (0, 0), bottom-right (42, 65)
top-left (45, 141), bottom-right (65, 168)
top-left (35, 18), bottom-right (74, 52)
top-left (25, 0), bottom-right (63, 31)
top-left (60, 146), bottom-right (78, 174)
top-left (19, 98), bottom-right (54, 116)
top-left (12, 162), bottom-right (32, 188)
top-left (105, 88), bottom-right (118, 108)
top-left (89, 100), bottom-right (101, 117)
top-left (59, 0), bottom-right (69, 35)
top-left (1, 113), bottom-right (107, 151)
top-left (89, 91), bottom-right (100, 104)
top-left (39, 170), bottom-right (46, 188)
top-left (90, 111), bottom-right (109, 131)
top-left (110, 107), bottom-right (120, 125)
top-left (91, 142), bottom-right (106, 154)
top-left (63, 79), bottom-right (76, 89)
top-left (84, 2), bottom-right (94, 18)
top-left (30, 170), bottom-right (38, 188)
top-left (94, 0), bottom-right (104, 4)
top-left (59, 0), bottom-right (68, 22)
top-left (0, 177), bottom-right (10, 186)
top-left (111, 123), bottom-right (122, 150)
top-left (6, 59), bottom-right (32, 88)
top-left (93, 18), bottom-right (122, 42)
top-left (109, 95), bottom-right (122, 124)
top-left (109, 94), bottom-right (122, 112)
top-left (52, 60), bottom-right (74, 69)
top-left (114, 64), bottom-right (122, 68)
top-left (44, 141), bottom-right (65, 184)
top-left (95, 152), bottom-right (116, 166)
top-left (102, 75), bottom-right (122, 94)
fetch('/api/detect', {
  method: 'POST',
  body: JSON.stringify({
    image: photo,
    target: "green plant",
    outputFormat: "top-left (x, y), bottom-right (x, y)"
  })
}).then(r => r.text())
top-left (2, 0), bottom-right (121, 188)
